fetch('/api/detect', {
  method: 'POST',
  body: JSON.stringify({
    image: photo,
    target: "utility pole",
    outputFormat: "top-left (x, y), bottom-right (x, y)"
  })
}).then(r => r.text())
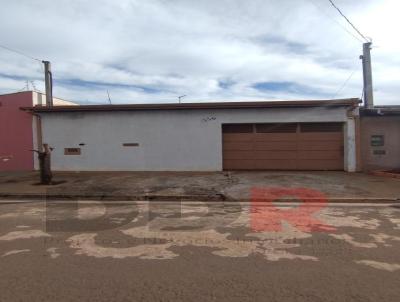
top-left (42, 60), bottom-right (53, 107)
top-left (33, 60), bottom-right (53, 185)
top-left (360, 42), bottom-right (374, 108)
top-left (32, 144), bottom-right (53, 185)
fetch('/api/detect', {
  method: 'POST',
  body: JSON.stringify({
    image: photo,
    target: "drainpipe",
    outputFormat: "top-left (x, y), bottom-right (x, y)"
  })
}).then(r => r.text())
top-left (32, 113), bottom-right (43, 153)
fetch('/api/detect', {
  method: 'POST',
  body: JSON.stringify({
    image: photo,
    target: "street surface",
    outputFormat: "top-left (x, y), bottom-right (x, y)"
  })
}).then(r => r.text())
top-left (0, 200), bottom-right (399, 301)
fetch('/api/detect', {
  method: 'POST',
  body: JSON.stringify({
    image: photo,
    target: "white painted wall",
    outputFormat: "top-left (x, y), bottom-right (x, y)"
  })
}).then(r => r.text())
top-left (39, 106), bottom-right (356, 171)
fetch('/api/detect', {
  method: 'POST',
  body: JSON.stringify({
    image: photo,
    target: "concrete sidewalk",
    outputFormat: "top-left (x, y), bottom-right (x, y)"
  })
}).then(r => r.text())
top-left (0, 171), bottom-right (400, 202)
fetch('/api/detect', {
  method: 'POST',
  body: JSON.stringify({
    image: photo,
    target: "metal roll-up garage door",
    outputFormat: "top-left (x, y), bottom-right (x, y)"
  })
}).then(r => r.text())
top-left (222, 123), bottom-right (344, 171)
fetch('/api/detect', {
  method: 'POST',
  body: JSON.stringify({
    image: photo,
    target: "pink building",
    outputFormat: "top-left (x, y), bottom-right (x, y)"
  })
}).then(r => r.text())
top-left (0, 91), bottom-right (76, 171)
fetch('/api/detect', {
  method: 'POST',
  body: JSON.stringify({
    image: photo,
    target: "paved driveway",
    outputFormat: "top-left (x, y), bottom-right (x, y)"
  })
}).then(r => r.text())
top-left (0, 200), bottom-right (399, 301)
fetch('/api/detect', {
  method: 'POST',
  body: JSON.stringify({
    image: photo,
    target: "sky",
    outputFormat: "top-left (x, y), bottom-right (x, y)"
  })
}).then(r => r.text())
top-left (0, 0), bottom-right (399, 105)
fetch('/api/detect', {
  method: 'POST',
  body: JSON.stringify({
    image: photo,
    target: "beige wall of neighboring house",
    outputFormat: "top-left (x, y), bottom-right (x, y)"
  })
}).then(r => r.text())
top-left (361, 112), bottom-right (400, 171)
top-left (32, 91), bottom-right (78, 106)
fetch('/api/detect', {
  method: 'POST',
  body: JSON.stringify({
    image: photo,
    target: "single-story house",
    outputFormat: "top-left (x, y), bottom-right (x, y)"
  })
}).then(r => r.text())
top-left (23, 98), bottom-right (361, 172)
top-left (360, 106), bottom-right (400, 171)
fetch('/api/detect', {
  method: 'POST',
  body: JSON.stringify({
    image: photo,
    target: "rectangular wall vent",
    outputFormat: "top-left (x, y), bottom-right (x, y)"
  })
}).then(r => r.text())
top-left (122, 143), bottom-right (139, 147)
top-left (64, 148), bottom-right (81, 155)
top-left (373, 150), bottom-right (386, 155)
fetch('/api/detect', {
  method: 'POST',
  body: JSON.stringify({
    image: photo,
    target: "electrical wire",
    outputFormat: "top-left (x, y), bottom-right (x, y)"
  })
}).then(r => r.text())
top-left (0, 43), bottom-right (45, 94)
top-left (327, 0), bottom-right (370, 42)
top-left (0, 43), bottom-right (41, 62)
top-left (304, 0), bottom-right (364, 43)
top-left (0, 85), bottom-right (28, 95)
top-left (332, 68), bottom-right (358, 98)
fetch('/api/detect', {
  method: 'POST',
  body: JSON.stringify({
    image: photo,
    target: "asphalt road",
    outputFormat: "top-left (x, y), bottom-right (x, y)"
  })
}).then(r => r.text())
top-left (0, 200), bottom-right (399, 302)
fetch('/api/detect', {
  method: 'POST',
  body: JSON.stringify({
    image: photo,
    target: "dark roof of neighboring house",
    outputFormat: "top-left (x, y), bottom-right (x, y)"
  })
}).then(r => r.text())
top-left (22, 98), bottom-right (360, 113)
top-left (361, 106), bottom-right (400, 116)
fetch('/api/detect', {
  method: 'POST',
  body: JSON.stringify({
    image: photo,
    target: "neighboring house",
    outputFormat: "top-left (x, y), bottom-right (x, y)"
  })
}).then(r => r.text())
top-left (360, 106), bottom-right (400, 171)
top-left (24, 99), bottom-right (361, 172)
top-left (0, 91), bottom-right (77, 171)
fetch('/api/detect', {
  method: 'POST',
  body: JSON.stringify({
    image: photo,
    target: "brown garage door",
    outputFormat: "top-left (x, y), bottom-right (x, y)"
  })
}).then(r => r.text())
top-left (222, 123), bottom-right (344, 170)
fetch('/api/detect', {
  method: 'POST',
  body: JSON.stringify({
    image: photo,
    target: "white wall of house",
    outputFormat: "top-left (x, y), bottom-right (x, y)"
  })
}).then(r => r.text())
top-left (39, 106), bottom-right (357, 171)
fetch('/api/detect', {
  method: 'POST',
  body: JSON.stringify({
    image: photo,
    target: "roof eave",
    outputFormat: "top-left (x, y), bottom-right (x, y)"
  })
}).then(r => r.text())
top-left (22, 98), bottom-right (361, 113)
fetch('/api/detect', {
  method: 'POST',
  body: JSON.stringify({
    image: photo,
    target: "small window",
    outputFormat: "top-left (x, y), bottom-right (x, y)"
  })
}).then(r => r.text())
top-left (222, 124), bottom-right (253, 133)
top-left (256, 123), bottom-right (297, 133)
top-left (371, 135), bottom-right (384, 147)
top-left (64, 148), bottom-right (81, 155)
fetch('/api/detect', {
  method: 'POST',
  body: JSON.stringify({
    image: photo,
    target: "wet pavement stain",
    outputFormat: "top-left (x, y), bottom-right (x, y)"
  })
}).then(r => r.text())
top-left (1, 201), bottom-right (400, 302)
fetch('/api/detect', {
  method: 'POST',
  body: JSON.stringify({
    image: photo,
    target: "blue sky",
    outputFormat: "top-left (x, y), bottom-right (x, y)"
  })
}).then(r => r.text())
top-left (0, 0), bottom-right (399, 105)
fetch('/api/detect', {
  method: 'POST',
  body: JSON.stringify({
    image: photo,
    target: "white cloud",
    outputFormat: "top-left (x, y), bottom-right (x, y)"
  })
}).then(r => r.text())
top-left (0, 0), bottom-right (398, 105)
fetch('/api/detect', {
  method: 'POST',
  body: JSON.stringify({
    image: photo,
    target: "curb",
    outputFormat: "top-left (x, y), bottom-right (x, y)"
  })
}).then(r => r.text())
top-left (0, 193), bottom-right (399, 204)
top-left (370, 170), bottom-right (400, 179)
top-left (0, 193), bottom-right (226, 202)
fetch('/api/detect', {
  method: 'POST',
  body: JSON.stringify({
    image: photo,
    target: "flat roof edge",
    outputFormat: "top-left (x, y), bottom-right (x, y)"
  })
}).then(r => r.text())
top-left (361, 107), bottom-right (400, 116)
top-left (22, 98), bottom-right (361, 113)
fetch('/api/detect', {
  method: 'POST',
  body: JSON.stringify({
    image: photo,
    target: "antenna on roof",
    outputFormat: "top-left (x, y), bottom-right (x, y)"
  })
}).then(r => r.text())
top-left (178, 95), bottom-right (186, 103)
top-left (30, 80), bottom-right (38, 92)
top-left (107, 90), bottom-right (112, 105)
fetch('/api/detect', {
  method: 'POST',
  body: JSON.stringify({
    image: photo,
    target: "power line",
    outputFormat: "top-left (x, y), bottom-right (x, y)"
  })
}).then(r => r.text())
top-left (327, 0), bottom-right (370, 42)
top-left (332, 68), bottom-right (358, 98)
top-left (304, 0), bottom-right (363, 43)
top-left (0, 85), bottom-right (29, 95)
top-left (0, 43), bottom-right (41, 62)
